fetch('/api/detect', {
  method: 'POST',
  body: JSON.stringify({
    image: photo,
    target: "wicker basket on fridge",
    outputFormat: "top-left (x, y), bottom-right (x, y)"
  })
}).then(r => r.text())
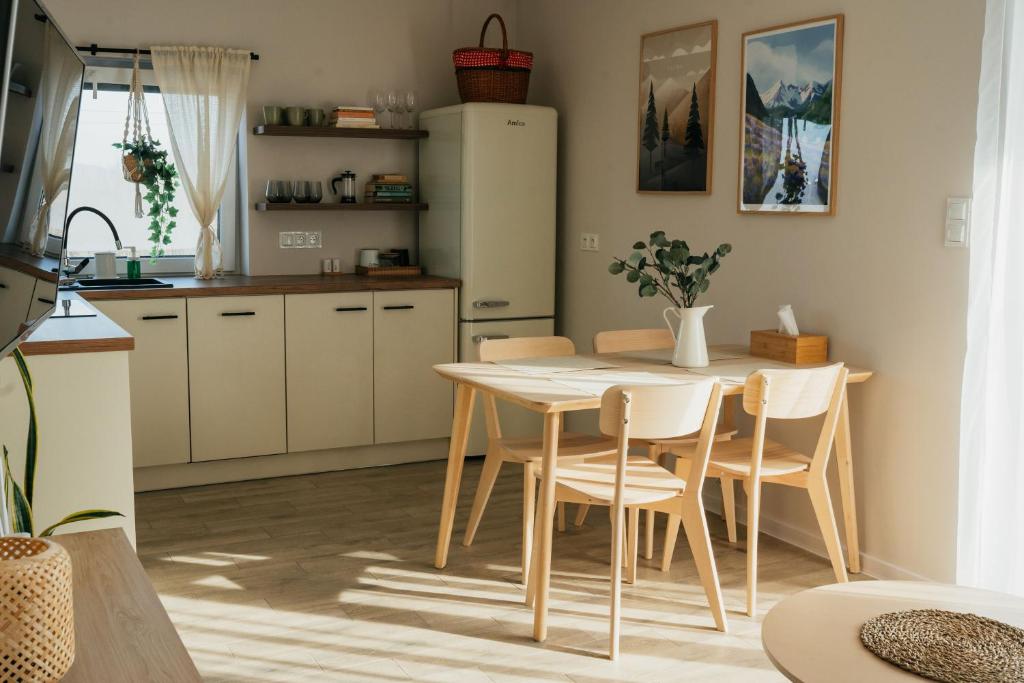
top-left (0, 537), bottom-right (76, 682)
top-left (453, 13), bottom-right (533, 104)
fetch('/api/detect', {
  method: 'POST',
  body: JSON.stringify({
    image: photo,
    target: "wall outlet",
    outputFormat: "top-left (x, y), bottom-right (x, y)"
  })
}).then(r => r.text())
top-left (307, 231), bottom-right (322, 249)
top-left (580, 233), bottom-right (600, 251)
top-left (294, 232), bottom-right (307, 248)
top-left (279, 230), bottom-right (322, 249)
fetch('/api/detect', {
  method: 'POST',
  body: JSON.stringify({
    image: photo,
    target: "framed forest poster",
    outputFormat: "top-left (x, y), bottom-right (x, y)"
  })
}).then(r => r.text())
top-left (637, 20), bottom-right (717, 194)
top-left (739, 14), bottom-right (844, 214)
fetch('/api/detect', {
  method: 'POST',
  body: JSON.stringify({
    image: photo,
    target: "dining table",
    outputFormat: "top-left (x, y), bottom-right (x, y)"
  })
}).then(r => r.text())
top-left (432, 344), bottom-right (873, 641)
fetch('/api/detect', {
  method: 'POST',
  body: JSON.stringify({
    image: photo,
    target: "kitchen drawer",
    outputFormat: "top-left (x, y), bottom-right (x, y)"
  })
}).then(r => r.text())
top-left (187, 295), bottom-right (286, 461)
top-left (0, 265), bottom-right (35, 330)
top-left (373, 289), bottom-right (454, 444)
top-left (285, 292), bottom-right (373, 452)
top-left (91, 298), bottom-right (191, 467)
top-left (26, 278), bottom-right (57, 322)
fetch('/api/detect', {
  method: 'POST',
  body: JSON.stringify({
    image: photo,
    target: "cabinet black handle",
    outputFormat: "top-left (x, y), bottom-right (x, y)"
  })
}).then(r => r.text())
top-left (221, 311), bottom-right (256, 317)
top-left (36, 297), bottom-right (55, 305)
top-left (141, 314), bottom-right (179, 321)
top-left (335, 306), bottom-right (368, 312)
top-left (382, 305), bottom-right (414, 310)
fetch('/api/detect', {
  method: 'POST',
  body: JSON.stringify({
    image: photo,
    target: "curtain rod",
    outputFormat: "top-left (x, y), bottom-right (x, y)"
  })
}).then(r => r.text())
top-left (76, 44), bottom-right (260, 61)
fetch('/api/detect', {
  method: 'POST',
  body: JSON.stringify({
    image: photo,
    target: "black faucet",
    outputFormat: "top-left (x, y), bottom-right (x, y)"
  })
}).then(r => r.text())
top-left (62, 206), bottom-right (122, 270)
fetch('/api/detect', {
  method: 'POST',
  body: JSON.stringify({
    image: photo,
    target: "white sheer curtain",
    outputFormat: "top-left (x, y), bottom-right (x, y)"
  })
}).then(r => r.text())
top-left (958, 0), bottom-right (1024, 595)
top-left (150, 47), bottom-right (250, 279)
top-left (24, 24), bottom-right (81, 255)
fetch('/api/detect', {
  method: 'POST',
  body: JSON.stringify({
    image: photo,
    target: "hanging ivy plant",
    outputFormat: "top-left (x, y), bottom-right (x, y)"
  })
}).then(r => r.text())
top-left (113, 138), bottom-right (179, 259)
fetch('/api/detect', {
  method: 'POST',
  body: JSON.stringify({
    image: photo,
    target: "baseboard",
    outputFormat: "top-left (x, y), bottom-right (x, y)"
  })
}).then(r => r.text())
top-left (134, 438), bottom-right (451, 491)
top-left (704, 491), bottom-right (932, 582)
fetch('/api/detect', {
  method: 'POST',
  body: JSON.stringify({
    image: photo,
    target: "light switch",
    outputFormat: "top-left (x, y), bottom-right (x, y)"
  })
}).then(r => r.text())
top-left (945, 197), bottom-right (970, 247)
top-left (279, 231), bottom-right (294, 248)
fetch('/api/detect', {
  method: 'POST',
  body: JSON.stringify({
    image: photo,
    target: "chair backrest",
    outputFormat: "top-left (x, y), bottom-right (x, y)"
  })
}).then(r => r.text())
top-left (593, 328), bottom-right (674, 354)
top-left (743, 363), bottom-right (849, 477)
top-left (599, 379), bottom-right (723, 503)
top-left (478, 336), bottom-right (575, 362)
top-left (742, 364), bottom-right (845, 420)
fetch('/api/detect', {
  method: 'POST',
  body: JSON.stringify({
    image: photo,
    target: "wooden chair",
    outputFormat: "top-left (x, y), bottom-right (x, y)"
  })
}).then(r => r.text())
top-left (662, 363), bottom-right (850, 617)
top-left (462, 336), bottom-right (618, 583)
top-left (588, 328), bottom-right (738, 563)
top-left (527, 379), bottom-right (728, 659)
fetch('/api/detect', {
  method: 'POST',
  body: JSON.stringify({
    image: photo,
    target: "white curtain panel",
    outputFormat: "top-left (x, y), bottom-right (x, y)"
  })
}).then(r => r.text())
top-left (24, 24), bottom-right (82, 255)
top-left (151, 47), bottom-right (250, 279)
top-left (958, 0), bottom-right (1024, 595)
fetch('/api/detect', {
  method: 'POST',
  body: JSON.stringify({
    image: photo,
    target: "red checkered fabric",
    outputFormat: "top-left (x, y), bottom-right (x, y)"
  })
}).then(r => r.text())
top-left (453, 48), bottom-right (533, 70)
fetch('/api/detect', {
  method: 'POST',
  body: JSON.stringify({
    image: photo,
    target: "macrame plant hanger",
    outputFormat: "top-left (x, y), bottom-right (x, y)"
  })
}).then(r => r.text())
top-left (121, 52), bottom-right (152, 219)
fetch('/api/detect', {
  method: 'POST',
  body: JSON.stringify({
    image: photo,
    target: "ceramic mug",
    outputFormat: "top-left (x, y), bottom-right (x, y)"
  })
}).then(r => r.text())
top-left (358, 249), bottom-right (380, 268)
top-left (306, 108), bottom-right (326, 127)
top-left (263, 105), bottom-right (283, 125)
top-left (285, 106), bottom-right (306, 126)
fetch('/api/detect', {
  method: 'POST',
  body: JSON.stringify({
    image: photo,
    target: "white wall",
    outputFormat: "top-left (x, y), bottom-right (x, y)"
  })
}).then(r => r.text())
top-left (517, 0), bottom-right (983, 581)
top-left (45, 0), bottom-right (518, 275)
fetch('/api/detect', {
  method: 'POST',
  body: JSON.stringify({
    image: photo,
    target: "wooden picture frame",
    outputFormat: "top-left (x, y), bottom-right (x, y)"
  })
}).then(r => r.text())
top-left (637, 20), bottom-right (717, 195)
top-left (737, 14), bottom-right (844, 215)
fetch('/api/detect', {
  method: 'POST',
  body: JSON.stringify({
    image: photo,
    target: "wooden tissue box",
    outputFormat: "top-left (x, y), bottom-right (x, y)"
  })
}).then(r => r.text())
top-left (750, 330), bottom-right (828, 365)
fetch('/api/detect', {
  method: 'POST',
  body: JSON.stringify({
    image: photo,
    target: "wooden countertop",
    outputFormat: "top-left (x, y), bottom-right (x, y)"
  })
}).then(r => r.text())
top-left (0, 243), bottom-right (59, 282)
top-left (77, 272), bottom-right (461, 300)
top-left (18, 295), bottom-right (134, 356)
top-left (56, 528), bottom-right (201, 682)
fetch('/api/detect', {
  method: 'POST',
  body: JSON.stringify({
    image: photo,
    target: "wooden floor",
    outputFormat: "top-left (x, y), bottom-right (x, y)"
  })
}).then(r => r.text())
top-left (135, 458), bottom-right (849, 682)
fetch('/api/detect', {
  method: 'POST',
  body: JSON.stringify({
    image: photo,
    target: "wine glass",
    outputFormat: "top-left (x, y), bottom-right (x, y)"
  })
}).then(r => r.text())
top-left (371, 89), bottom-right (386, 126)
top-left (386, 90), bottom-right (399, 129)
top-left (404, 90), bottom-right (418, 129)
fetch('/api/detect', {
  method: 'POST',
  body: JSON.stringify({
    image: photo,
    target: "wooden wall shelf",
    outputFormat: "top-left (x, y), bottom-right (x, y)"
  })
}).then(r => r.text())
top-left (255, 202), bottom-right (427, 212)
top-left (252, 125), bottom-right (427, 140)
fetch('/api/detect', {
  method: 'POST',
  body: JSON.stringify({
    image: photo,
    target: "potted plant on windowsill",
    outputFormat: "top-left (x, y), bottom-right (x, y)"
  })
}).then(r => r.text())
top-left (609, 230), bottom-right (731, 367)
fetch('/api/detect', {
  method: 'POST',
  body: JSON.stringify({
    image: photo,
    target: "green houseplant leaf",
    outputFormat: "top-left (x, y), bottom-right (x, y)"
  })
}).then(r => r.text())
top-left (114, 138), bottom-right (180, 260)
top-left (609, 232), bottom-right (732, 309)
top-left (39, 509), bottom-right (124, 537)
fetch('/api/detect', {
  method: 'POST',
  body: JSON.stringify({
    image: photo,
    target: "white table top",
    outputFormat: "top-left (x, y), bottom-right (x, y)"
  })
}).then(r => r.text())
top-left (761, 581), bottom-right (1024, 682)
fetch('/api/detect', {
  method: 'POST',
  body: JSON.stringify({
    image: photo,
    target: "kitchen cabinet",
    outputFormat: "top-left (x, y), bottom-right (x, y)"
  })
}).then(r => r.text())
top-left (373, 289), bottom-right (454, 444)
top-left (0, 265), bottom-right (35, 327)
top-left (285, 292), bottom-right (374, 452)
top-left (26, 277), bottom-right (58, 321)
top-left (92, 298), bottom-right (191, 467)
top-left (187, 295), bottom-right (286, 461)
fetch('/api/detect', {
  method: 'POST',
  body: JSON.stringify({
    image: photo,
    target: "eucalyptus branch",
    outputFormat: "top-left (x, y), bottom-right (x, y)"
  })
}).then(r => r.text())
top-left (608, 231), bottom-right (731, 309)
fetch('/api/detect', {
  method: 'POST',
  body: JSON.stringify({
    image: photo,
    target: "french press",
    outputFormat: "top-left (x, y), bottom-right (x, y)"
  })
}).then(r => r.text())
top-left (331, 170), bottom-right (357, 203)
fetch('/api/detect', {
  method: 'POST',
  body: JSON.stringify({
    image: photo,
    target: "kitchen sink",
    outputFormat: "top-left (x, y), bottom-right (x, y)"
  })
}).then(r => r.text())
top-left (60, 278), bottom-right (173, 291)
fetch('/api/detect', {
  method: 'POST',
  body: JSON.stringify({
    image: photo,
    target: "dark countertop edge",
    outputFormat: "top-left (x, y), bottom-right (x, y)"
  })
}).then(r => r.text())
top-left (19, 294), bottom-right (134, 357)
top-left (76, 273), bottom-right (462, 300)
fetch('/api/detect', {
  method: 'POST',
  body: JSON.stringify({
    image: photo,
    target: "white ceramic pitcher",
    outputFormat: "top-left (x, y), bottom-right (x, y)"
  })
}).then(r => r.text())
top-left (662, 305), bottom-right (712, 368)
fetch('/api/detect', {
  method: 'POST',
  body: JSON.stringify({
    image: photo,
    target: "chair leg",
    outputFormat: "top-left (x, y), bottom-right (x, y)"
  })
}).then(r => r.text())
top-left (609, 504), bottom-right (625, 660)
top-left (746, 480), bottom-right (762, 618)
top-left (521, 462), bottom-right (536, 585)
top-left (462, 449), bottom-right (504, 546)
top-left (557, 502), bottom-right (566, 532)
top-left (644, 508), bottom-right (656, 560)
top-left (807, 475), bottom-right (849, 584)
top-left (680, 500), bottom-right (728, 633)
top-left (661, 512), bottom-right (682, 572)
top-left (626, 507), bottom-right (640, 584)
top-left (574, 504), bottom-right (590, 527)
top-left (526, 496), bottom-right (544, 606)
top-left (721, 477), bottom-right (738, 543)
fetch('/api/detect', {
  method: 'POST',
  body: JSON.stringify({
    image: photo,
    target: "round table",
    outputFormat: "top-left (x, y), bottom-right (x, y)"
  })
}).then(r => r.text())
top-left (761, 580), bottom-right (1024, 682)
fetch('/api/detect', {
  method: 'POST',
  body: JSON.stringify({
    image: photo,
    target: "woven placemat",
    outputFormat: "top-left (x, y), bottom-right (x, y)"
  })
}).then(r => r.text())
top-left (860, 609), bottom-right (1024, 682)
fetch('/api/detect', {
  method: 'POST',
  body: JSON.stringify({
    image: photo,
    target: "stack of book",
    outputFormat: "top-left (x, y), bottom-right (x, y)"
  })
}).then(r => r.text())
top-left (330, 106), bottom-right (379, 129)
top-left (365, 174), bottom-right (414, 203)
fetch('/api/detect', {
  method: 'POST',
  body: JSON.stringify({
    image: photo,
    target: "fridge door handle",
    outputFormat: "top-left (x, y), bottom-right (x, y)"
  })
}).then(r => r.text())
top-left (472, 334), bottom-right (510, 343)
top-left (473, 299), bottom-right (510, 309)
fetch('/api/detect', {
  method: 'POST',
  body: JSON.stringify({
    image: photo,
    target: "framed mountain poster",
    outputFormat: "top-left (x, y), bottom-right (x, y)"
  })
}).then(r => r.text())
top-left (637, 20), bottom-right (717, 194)
top-left (739, 15), bottom-right (844, 214)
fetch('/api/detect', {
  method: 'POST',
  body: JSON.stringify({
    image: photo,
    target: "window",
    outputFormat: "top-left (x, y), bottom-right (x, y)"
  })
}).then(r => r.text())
top-left (58, 66), bottom-right (239, 273)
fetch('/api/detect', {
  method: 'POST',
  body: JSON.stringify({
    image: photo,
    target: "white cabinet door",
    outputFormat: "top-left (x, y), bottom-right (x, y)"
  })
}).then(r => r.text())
top-left (285, 292), bottom-right (373, 452)
top-left (26, 278), bottom-right (57, 322)
top-left (91, 298), bottom-right (191, 467)
top-left (187, 295), bottom-right (286, 461)
top-left (374, 289), bottom-right (454, 444)
top-left (0, 265), bottom-right (35, 329)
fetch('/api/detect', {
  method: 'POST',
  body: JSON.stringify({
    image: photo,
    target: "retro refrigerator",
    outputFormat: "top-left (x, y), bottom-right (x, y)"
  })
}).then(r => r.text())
top-left (419, 103), bottom-right (557, 454)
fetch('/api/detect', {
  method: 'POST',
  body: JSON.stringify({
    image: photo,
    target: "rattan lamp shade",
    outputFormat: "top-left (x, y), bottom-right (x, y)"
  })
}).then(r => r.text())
top-left (0, 537), bottom-right (75, 682)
